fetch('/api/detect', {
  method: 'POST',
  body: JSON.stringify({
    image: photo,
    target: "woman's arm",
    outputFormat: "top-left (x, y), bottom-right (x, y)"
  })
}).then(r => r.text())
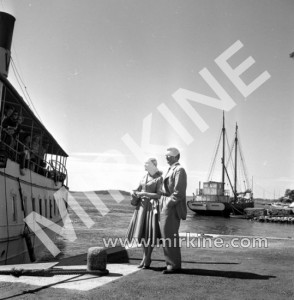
top-left (136, 176), bottom-right (162, 199)
top-left (136, 191), bottom-right (160, 199)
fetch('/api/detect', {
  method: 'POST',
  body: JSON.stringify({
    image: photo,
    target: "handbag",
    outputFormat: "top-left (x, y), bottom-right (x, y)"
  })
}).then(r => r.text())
top-left (130, 194), bottom-right (141, 206)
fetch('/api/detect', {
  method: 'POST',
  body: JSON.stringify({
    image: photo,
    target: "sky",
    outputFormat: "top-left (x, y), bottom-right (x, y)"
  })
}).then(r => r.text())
top-left (1, 0), bottom-right (294, 198)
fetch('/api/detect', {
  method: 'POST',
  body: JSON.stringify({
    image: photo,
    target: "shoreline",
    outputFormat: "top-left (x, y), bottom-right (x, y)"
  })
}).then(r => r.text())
top-left (179, 232), bottom-right (294, 240)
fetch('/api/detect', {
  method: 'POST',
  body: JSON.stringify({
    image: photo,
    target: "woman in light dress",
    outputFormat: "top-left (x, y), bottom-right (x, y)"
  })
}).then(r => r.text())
top-left (126, 157), bottom-right (162, 269)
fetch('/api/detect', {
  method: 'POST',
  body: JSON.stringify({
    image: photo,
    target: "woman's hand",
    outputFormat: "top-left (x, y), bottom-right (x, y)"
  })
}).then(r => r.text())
top-left (131, 190), bottom-right (139, 197)
top-left (136, 191), bottom-right (146, 197)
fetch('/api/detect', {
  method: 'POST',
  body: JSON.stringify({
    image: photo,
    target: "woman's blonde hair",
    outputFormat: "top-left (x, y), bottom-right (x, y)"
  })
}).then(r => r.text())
top-left (147, 157), bottom-right (157, 167)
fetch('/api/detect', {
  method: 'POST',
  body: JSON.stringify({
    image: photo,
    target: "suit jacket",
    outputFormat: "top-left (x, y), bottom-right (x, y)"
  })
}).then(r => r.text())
top-left (161, 162), bottom-right (187, 220)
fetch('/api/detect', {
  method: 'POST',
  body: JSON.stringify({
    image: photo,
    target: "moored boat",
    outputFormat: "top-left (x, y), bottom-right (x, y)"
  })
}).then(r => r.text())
top-left (187, 113), bottom-right (254, 217)
top-left (0, 12), bottom-right (68, 264)
top-left (188, 181), bottom-right (231, 217)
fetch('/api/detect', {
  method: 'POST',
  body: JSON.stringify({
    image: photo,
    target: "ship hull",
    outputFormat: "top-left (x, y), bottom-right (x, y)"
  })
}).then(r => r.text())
top-left (0, 159), bottom-right (66, 265)
top-left (230, 200), bottom-right (254, 215)
top-left (187, 200), bottom-right (231, 217)
top-left (187, 199), bottom-right (254, 217)
top-left (0, 219), bottom-right (63, 265)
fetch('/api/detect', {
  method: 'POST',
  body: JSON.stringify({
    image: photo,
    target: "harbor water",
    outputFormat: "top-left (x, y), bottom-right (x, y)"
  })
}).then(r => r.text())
top-left (40, 192), bottom-right (294, 262)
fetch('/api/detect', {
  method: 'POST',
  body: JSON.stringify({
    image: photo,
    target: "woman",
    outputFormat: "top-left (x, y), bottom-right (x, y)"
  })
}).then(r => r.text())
top-left (126, 157), bottom-right (162, 269)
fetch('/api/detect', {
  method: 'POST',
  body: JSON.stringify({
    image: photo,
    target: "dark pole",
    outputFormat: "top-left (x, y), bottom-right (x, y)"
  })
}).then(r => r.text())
top-left (234, 123), bottom-right (238, 200)
top-left (222, 111), bottom-right (225, 195)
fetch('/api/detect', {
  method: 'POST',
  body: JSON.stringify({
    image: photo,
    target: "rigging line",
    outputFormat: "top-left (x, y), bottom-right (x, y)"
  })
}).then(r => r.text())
top-left (11, 43), bottom-right (24, 76)
top-left (230, 140), bottom-right (243, 193)
top-left (10, 62), bottom-right (31, 108)
top-left (207, 127), bottom-right (222, 181)
top-left (239, 136), bottom-right (249, 185)
top-left (225, 131), bottom-right (232, 165)
top-left (237, 134), bottom-right (250, 189)
top-left (10, 45), bottom-right (28, 97)
top-left (11, 57), bottom-right (28, 93)
top-left (10, 42), bottom-right (32, 105)
top-left (10, 62), bottom-right (42, 123)
top-left (10, 60), bottom-right (31, 108)
top-left (230, 137), bottom-right (246, 193)
top-left (10, 58), bottom-right (43, 123)
top-left (226, 135), bottom-right (241, 194)
top-left (10, 58), bottom-right (35, 109)
top-left (225, 133), bottom-right (234, 175)
top-left (207, 117), bottom-right (225, 181)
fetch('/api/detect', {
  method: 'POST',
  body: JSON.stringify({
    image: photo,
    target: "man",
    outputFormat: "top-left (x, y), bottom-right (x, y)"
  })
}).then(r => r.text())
top-left (160, 147), bottom-right (187, 274)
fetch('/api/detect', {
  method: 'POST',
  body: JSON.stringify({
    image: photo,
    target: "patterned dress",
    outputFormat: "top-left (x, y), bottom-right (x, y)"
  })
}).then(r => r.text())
top-left (126, 172), bottom-right (162, 246)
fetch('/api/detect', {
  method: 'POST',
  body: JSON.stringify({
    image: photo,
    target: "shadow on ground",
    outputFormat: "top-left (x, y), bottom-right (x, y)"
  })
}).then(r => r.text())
top-left (129, 257), bottom-right (240, 265)
top-left (149, 267), bottom-right (275, 280)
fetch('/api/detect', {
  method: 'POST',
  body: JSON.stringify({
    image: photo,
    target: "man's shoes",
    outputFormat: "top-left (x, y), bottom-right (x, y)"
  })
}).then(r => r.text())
top-left (142, 259), bottom-right (151, 269)
top-left (162, 267), bottom-right (181, 274)
top-left (142, 265), bottom-right (150, 269)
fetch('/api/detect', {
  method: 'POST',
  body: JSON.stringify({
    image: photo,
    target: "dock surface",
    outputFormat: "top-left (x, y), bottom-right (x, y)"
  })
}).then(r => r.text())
top-left (0, 234), bottom-right (293, 299)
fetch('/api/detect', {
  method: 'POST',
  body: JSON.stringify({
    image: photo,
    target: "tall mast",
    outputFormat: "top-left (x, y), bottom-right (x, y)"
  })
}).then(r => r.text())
top-left (234, 123), bottom-right (238, 200)
top-left (221, 111), bottom-right (225, 194)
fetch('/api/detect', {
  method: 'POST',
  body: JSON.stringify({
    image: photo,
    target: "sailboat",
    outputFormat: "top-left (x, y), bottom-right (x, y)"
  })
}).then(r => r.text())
top-left (187, 113), bottom-right (254, 217)
top-left (0, 12), bottom-right (68, 264)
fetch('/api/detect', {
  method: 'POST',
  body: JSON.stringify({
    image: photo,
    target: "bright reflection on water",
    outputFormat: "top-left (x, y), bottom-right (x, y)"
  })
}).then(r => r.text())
top-left (181, 213), bottom-right (294, 239)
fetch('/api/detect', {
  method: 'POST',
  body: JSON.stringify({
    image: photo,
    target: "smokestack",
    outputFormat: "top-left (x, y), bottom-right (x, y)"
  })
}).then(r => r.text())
top-left (0, 12), bottom-right (15, 77)
top-left (0, 12), bottom-right (15, 113)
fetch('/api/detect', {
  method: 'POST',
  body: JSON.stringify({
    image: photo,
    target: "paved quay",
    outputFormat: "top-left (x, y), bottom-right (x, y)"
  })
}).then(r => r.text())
top-left (0, 235), bottom-right (293, 300)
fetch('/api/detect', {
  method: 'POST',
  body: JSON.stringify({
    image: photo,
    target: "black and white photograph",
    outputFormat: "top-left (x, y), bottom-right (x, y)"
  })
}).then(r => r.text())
top-left (0, 1), bottom-right (293, 299)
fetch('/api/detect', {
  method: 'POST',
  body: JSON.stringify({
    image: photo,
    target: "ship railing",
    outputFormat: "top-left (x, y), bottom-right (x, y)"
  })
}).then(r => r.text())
top-left (0, 129), bottom-right (67, 183)
top-left (48, 159), bottom-right (68, 186)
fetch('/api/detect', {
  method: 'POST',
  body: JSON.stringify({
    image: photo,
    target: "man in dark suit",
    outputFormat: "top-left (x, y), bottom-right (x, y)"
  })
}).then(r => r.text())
top-left (160, 147), bottom-right (187, 274)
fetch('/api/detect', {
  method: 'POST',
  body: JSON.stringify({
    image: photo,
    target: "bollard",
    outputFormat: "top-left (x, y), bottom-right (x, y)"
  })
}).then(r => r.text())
top-left (87, 247), bottom-right (107, 271)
